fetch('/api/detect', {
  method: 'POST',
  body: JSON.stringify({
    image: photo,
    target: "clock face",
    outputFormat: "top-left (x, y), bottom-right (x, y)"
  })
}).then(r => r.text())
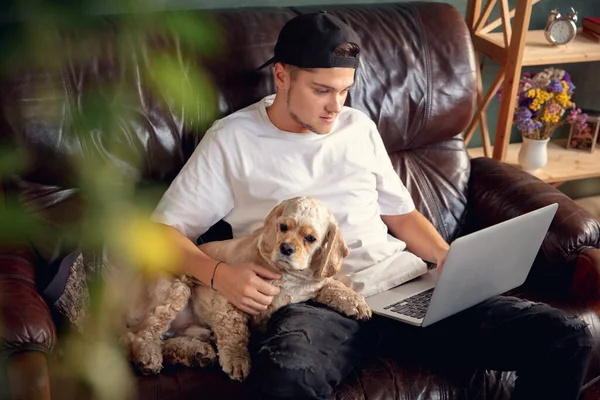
top-left (549, 20), bottom-right (575, 44)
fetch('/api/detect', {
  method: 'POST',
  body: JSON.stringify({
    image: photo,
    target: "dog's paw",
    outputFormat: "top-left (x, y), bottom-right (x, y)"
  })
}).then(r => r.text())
top-left (355, 298), bottom-right (372, 320)
top-left (341, 296), bottom-right (372, 320)
top-left (133, 341), bottom-right (163, 375)
top-left (194, 342), bottom-right (218, 367)
top-left (219, 349), bottom-right (251, 381)
top-left (162, 337), bottom-right (217, 368)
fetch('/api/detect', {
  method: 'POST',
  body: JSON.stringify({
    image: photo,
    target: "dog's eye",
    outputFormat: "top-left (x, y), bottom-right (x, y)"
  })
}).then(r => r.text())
top-left (305, 235), bottom-right (316, 243)
top-left (280, 224), bottom-right (288, 232)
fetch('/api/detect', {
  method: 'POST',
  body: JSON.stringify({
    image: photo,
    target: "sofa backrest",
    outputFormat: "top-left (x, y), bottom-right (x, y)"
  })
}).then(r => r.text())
top-left (0, 2), bottom-right (476, 244)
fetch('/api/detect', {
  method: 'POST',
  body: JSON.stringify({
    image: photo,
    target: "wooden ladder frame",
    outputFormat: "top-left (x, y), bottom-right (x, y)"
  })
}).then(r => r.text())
top-left (464, 0), bottom-right (539, 160)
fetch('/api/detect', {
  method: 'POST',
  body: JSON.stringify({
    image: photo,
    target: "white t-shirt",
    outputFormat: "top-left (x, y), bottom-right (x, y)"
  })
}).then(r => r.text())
top-left (151, 94), bottom-right (427, 297)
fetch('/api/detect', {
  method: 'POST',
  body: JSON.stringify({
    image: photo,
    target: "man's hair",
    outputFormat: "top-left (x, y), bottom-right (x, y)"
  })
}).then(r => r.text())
top-left (284, 42), bottom-right (360, 80)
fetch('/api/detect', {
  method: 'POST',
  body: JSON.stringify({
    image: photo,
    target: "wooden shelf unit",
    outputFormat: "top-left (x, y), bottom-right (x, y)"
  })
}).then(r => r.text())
top-left (468, 139), bottom-right (600, 185)
top-left (464, 0), bottom-right (600, 174)
top-left (473, 29), bottom-right (600, 66)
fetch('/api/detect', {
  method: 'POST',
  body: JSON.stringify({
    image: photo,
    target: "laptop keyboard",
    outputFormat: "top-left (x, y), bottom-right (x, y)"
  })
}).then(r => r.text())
top-left (383, 288), bottom-right (434, 319)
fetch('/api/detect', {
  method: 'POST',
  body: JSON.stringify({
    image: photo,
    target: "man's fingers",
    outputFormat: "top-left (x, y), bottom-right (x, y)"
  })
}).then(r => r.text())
top-left (250, 290), bottom-right (274, 306)
top-left (238, 304), bottom-right (258, 315)
top-left (437, 260), bottom-right (445, 272)
top-left (251, 264), bottom-right (282, 281)
top-left (243, 298), bottom-right (268, 314)
top-left (255, 278), bottom-right (280, 297)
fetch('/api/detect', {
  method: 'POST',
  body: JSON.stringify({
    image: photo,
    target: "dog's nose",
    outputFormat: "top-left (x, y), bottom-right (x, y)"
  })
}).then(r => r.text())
top-left (280, 242), bottom-right (296, 256)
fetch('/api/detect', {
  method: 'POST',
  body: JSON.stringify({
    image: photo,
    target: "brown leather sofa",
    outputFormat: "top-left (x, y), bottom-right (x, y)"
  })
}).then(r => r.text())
top-left (2, 2), bottom-right (600, 399)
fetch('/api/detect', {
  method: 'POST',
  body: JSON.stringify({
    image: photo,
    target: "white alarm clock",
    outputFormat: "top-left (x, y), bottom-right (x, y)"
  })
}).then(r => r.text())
top-left (544, 8), bottom-right (578, 45)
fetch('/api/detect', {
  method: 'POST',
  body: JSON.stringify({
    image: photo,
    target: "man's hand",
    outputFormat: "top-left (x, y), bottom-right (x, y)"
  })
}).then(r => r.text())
top-left (434, 246), bottom-right (449, 273)
top-left (212, 262), bottom-right (281, 315)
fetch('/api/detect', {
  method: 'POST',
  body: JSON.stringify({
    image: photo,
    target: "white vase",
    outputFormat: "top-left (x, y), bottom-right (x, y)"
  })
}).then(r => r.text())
top-left (518, 137), bottom-right (550, 173)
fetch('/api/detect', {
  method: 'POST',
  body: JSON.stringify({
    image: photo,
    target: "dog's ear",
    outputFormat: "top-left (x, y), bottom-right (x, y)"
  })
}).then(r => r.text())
top-left (264, 201), bottom-right (286, 228)
top-left (312, 220), bottom-right (349, 279)
top-left (259, 201), bottom-right (287, 255)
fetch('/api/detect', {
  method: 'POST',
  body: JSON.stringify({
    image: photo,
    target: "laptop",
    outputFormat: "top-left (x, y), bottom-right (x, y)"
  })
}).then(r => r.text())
top-left (365, 203), bottom-right (559, 327)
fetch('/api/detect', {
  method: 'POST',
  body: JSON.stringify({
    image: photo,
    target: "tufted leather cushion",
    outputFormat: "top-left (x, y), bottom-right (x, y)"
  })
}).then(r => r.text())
top-left (1, 3), bottom-right (475, 242)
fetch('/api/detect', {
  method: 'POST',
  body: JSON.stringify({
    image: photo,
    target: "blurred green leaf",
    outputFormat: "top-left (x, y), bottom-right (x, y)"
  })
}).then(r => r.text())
top-left (0, 146), bottom-right (28, 176)
top-left (148, 53), bottom-right (218, 129)
top-left (0, 23), bottom-right (28, 74)
top-left (162, 12), bottom-right (223, 56)
top-left (0, 206), bottom-right (41, 243)
top-left (0, 1), bottom-right (222, 398)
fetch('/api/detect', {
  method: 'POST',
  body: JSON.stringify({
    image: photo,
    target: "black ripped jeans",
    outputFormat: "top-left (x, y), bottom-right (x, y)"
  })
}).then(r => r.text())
top-left (250, 296), bottom-right (593, 400)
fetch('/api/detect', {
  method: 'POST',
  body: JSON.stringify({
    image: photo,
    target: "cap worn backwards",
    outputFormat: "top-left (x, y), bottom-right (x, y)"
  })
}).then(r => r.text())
top-left (256, 11), bottom-right (361, 70)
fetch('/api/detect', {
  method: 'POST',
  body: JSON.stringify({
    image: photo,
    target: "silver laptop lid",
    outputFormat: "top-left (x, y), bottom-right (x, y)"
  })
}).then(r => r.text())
top-left (421, 203), bottom-right (558, 327)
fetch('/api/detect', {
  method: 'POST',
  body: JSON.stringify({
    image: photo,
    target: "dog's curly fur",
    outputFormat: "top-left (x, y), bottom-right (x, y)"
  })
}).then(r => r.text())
top-left (122, 196), bottom-right (372, 380)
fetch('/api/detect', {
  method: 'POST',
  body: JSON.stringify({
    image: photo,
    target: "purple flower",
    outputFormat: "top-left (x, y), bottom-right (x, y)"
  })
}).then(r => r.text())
top-left (516, 107), bottom-right (532, 120)
top-left (566, 81), bottom-right (575, 94)
top-left (548, 79), bottom-right (563, 93)
top-left (518, 94), bottom-right (534, 108)
top-left (563, 72), bottom-right (571, 82)
top-left (515, 107), bottom-right (542, 134)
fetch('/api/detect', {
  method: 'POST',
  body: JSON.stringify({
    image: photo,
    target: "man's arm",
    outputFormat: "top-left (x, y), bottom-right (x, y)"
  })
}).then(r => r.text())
top-left (381, 210), bottom-right (449, 268)
top-left (149, 128), bottom-right (281, 315)
top-left (366, 121), bottom-right (447, 267)
top-left (158, 224), bottom-right (281, 315)
top-left (160, 224), bottom-right (223, 285)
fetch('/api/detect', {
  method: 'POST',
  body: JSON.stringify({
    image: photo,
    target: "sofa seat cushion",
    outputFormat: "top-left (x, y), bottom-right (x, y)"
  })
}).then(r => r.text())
top-left (134, 356), bottom-right (515, 400)
top-left (131, 289), bottom-right (600, 400)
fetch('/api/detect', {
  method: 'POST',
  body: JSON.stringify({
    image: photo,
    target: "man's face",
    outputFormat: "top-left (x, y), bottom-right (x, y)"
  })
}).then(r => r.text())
top-left (279, 66), bottom-right (355, 134)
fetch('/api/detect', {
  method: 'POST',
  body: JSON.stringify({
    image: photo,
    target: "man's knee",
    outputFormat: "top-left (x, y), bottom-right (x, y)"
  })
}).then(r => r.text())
top-left (254, 343), bottom-right (333, 399)
top-left (558, 315), bottom-right (594, 356)
top-left (251, 302), bottom-right (364, 399)
top-left (534, 303), bottom-right (594, 359)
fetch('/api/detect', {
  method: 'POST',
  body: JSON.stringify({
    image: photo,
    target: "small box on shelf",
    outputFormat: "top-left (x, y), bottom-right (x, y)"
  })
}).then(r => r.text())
top-left (582, 16), bottom-right (600, 36)
top-left (581, 17), bottom-right (600, 43)
top-left (581, 28), bottom-right (600, 43)
top-left (566, 115), bottom-right (599, 153)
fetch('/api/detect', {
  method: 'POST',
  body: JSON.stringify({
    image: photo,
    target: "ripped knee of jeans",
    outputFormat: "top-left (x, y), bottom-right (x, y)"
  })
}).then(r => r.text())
top-left (258, 344), bottom-right (317, 371)
top-left (255, 345), bottom-right (331, 399)
top-left (512, 299), bottom-right (540, 310)
top-left (509, 298), bottom-right (592, 346)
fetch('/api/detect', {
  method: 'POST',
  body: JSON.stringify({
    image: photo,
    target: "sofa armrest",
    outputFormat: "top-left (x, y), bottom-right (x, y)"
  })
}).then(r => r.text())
top-left (467, 157), bottom-right (600, 293)
top-left (570, 247), bottom-right (600, 300)
top-left (6, 351), bottom-right (52, 400)
top-left (0, 246), bottom-right (56, 357)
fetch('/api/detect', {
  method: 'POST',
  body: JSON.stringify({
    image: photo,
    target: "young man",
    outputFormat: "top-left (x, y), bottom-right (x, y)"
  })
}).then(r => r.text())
top-left (151, 12), bottom-right (593, 400)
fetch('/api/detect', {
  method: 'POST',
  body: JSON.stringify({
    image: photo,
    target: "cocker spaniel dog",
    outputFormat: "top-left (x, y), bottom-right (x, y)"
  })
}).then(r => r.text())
top-left (122, 196), bottom-right (371, 381)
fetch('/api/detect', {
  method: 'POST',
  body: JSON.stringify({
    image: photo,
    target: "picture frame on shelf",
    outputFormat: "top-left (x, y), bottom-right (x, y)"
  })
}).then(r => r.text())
top-left (567, 115), bottom-right (599, 153)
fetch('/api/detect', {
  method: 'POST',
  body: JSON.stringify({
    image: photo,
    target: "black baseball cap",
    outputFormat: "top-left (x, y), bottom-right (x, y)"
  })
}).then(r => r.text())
top-left (256, 11), bottom-right (361, 70)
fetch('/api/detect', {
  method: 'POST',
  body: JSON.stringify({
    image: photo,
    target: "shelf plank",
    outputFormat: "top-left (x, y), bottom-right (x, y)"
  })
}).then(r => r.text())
top-left (467, 139), bottom-right (600, 184)
top-left (476, 29), bottom-right (600, 66)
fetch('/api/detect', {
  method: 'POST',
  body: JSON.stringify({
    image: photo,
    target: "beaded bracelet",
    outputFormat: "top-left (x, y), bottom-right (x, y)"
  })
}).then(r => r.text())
top-left (210, 261), bottom-right (224, 291)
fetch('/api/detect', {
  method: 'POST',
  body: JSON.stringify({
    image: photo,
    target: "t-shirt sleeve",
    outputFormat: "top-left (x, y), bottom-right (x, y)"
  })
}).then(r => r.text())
top-left (368, 121), bottom-right (415, 215)
top-left (151, 129), bottom-right (234, 240)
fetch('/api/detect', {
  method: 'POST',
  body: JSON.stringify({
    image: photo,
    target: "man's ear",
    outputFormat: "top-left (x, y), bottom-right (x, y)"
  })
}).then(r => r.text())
top-left (311, 220), bottom-right (349, 279)
top-left (273, 62), bottom-right (290, 91)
